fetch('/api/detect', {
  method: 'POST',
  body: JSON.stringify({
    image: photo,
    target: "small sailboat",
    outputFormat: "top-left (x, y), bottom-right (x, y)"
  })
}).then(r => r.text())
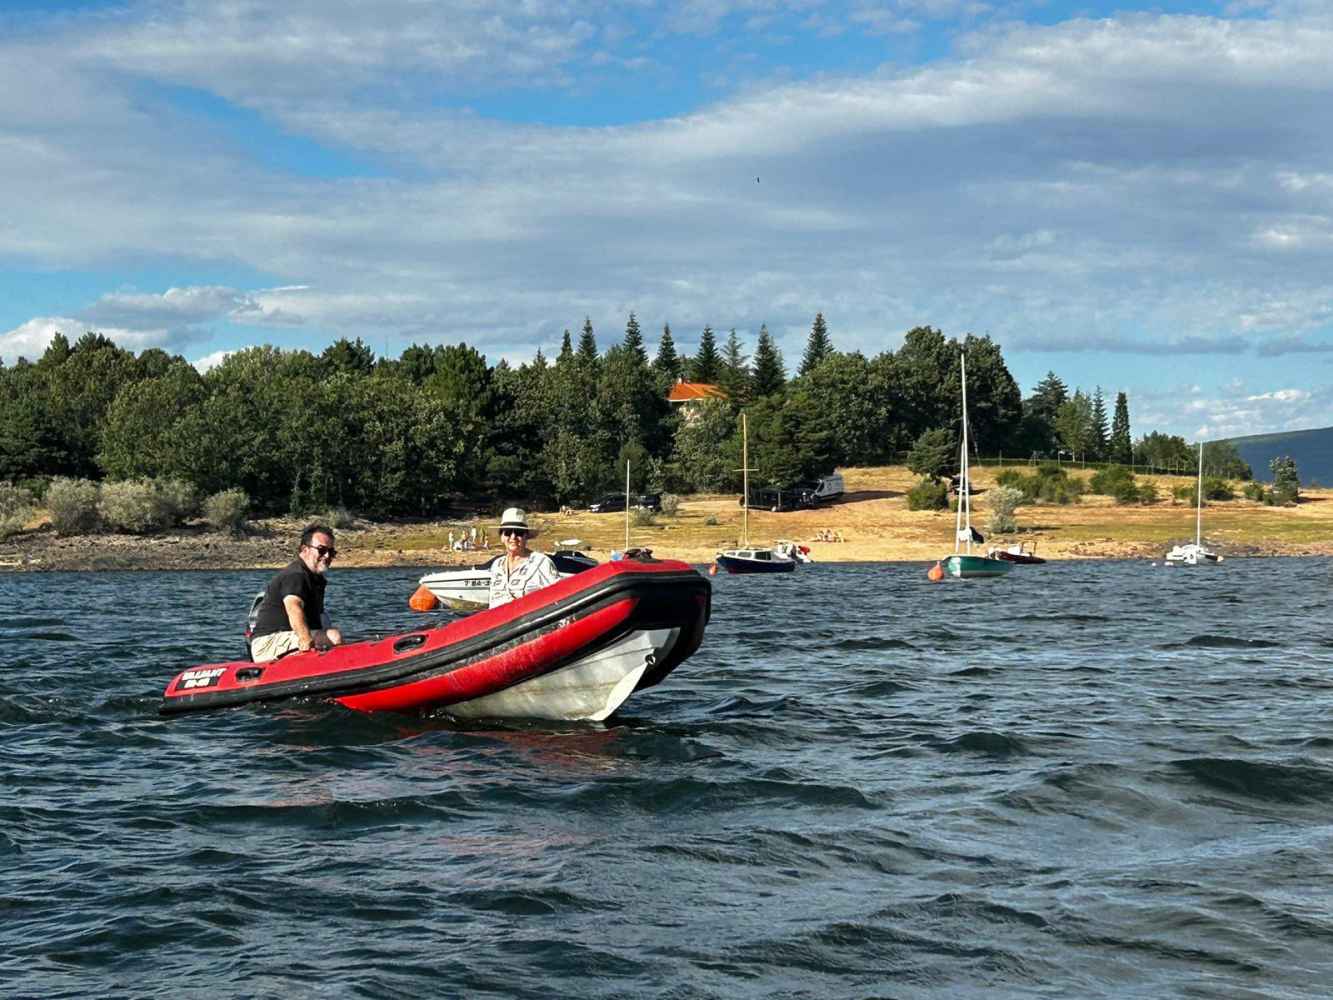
top-left (938, 353), bottom-right (1011, 579)
top-left (716, 413), bottom-right (797, 574)
top-left (1164, 441), bottom-right (1221, 566)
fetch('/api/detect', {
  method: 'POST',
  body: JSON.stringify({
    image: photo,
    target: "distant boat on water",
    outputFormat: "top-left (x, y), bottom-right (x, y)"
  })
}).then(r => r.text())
top-left (1164, 442), bottom-right (1221, 566)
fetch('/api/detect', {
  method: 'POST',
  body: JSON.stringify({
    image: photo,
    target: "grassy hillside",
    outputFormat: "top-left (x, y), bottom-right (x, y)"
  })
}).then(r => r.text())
top-left (1223, 426), bottom-right (1333, 487)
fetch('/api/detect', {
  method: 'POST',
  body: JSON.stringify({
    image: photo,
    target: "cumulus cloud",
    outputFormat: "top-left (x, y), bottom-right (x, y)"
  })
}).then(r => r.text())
top-left (3, 3), bottom-right (1333, 434)
top-left (0, 316), bottom-right (184, 364)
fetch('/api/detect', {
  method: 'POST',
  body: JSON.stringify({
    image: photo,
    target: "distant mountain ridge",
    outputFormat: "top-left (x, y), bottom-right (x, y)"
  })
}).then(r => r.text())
top-left (1221, 426), bottom-right (1333, 486)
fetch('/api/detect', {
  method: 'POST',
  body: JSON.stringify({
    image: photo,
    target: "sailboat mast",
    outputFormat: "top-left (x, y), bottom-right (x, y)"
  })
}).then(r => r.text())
top-left (625, 459), bottom-right (631, 551)
top-left (742, 412), bottom-right (749, 548)
top-left (959, 353), bottom-right (972, 554)
top-left (1196, 441), bottom-right (1203, 547)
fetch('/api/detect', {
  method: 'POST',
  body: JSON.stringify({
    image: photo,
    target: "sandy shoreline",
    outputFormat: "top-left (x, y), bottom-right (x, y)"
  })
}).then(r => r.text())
top-left (3, 465), bottom-right (1331, 572)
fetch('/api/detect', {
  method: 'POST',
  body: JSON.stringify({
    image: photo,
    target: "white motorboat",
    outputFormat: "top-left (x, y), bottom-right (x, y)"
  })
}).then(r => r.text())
top-left (419, 547), bottom-right (598, 610)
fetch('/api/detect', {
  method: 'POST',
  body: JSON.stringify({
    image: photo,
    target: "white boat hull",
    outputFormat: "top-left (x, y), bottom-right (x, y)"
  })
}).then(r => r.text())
top-left (442, 627), bottom-right (680, 721)
top-left (418, 568), bottom-right (491, 609)
top-left (1164, 543), bottom-right (1221, 566)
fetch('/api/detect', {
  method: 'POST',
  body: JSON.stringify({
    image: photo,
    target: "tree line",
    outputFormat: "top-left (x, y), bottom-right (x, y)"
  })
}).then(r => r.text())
top-left (0, 320), bottom-right (1251, 518)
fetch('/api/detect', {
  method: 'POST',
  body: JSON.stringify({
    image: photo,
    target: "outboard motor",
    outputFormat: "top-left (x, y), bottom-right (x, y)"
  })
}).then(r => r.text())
top-left (244, 591), bottom-right (264, 661)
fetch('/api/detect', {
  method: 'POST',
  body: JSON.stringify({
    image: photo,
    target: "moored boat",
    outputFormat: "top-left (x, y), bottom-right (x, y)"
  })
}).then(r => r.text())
top-left (715, 547), bottom-right (796, 574)
top-left (987, 542), bottom-right (1046, 565)
top-left (1163, 442), bottom-right (1221, 566)
top-left (163, 558), bottom-right (710, 721)
top-left (419, 548), bottom-right (597, 610)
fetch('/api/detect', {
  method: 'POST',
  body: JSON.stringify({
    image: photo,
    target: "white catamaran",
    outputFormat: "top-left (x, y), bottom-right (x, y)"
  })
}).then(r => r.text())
top-left (1164, 441), bottom-right (1221, 566)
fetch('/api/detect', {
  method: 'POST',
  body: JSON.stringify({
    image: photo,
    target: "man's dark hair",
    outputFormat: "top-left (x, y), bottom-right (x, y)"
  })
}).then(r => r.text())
top-left (300, 523), bottom-right (335, 549)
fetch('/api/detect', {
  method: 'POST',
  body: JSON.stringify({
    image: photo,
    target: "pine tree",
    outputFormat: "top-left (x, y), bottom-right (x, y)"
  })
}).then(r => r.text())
top-left (750, 324), bottom-right (786, 398)
top-left (622, 312), bottom-right (646, 364)
top-left (1110, 391), bottom-right (1132, 464)
top-left (719, 329), bottom-right (751, 405)
top-left (691, 326), bottom-right (722, 383)
top-left (557, 330), bottom-right (574, 365)
top-left (798, 312), bottom-right (832, 376)
top-left (576, 317), bottom-right (598, 365)
top-left (1090, 387), bottom-right (1109, 460)
top-left (652, 323), bottom-right (680, 380)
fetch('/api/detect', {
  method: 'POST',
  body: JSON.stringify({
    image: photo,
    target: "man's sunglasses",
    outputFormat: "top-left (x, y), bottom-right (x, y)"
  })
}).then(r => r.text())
top-left (500, 528), bottom-right (527, 538)
top-left (308, 544), bottom-right (337, 559)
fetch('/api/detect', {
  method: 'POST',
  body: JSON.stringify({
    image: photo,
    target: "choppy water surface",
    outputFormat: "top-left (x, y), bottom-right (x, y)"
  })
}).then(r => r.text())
top-left (3, 559), bottom-right (1332, 998)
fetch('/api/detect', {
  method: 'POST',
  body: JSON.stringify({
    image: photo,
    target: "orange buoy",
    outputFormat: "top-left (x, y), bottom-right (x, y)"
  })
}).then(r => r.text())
top-left (708, 562), bottom-right (719, 576)
top-left (926, 561), bottom-right (945, 582)
top-left (408, 585), bottom-right (439, 612)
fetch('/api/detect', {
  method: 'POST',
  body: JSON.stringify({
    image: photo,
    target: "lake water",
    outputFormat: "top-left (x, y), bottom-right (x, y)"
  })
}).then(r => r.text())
top-left (2, 558), bottom-right (1332, 999)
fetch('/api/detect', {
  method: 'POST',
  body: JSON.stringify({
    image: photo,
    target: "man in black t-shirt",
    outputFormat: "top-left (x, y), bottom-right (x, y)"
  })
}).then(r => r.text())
top-left (249, 523), bottom-right (344, 662)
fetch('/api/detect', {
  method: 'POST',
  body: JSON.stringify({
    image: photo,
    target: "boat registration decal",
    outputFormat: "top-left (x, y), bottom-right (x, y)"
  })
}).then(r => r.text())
top-left (175, 667), bottom-right (226, 691)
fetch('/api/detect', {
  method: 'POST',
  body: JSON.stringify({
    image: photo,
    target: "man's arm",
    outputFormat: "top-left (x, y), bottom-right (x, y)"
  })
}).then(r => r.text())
top-left (283, 594), bottom-right (314, 651)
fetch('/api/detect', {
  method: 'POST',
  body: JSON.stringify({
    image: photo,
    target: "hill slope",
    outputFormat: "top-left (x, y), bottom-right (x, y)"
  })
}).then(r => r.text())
top-left (1223, 426), bottom-right (1333, 486)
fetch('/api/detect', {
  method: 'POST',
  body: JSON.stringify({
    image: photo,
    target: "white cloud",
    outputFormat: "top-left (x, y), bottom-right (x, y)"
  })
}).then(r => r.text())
top-left (191, 349), bottom-right (236, 373)
top-left (0, 316), bottom-right (180, 364)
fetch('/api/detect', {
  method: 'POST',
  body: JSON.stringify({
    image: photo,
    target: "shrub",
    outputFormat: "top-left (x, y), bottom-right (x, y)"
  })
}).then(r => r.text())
top-left (660, 493), bottom-right (680, 517)
top-left (204, 488), bottom-right (250, 533)
top-left (1173, 484), bottom-right (1197, 505)
top-left (99, 478), bottom-right (168, 533)
top-left (324, 506), bottom-right (355, 529)
top-left (16, 477), bottom-right (49, 502)
top-left (46, 477), bottom-right (101, 535)
top-left (986, 485), bottom-right (1024, 535)
top-left (1202, 476), bottom-right (1233, 501)
top-left (994, 468), bottom-right (1024, 489)
top-left (156, 478), bottom-right (200, 525)
top-left (632, 508), bottom-right (657, 527)
top-left (1089, 465), bottom-right (1134, 496)
top-left (0, 482), bottom-right (36, 539)
top-left (907, 476), bottom-right (949, 511)
top-left (1005, 466), bottom-right (1082, 505)
top-left (704, 515), bottom-right (718, 526)
top-left (1137, 479), bottom-right (1160, 505)
top-left (1242, 481), bottom-right (1266, 502)
top-left (1110, 477), bottom-right (1142, 505)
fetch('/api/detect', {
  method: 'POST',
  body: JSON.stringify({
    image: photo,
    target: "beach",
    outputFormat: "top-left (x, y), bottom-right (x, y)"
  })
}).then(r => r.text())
top-left (2, 465), bottom-right (1330, 572)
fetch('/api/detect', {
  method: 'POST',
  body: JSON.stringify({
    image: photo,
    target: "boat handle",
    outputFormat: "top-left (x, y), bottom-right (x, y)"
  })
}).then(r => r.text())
top-left (235, 667), bottom-right (264, 682)
top-left (393, 634), bottom-right (428, 654)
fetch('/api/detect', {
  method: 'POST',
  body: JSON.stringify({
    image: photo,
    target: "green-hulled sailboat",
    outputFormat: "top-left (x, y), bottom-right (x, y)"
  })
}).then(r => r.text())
top-left (941, 352), bottom-right (1012, 580)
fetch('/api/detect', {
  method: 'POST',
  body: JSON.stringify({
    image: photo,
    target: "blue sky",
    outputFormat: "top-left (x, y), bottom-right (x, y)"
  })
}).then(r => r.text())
top-left (2, 0), bottom-right (1331, 441)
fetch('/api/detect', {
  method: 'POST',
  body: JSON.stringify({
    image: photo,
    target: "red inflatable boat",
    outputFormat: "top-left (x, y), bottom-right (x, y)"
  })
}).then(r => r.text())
top-left (161, 558), bottom-right (711, 721)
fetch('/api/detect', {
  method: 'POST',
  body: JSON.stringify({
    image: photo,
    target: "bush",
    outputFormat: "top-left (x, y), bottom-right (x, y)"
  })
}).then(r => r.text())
top-left (204, 488), bottom-right (250, 533)
top-left (1173, 484), bottom-right (1197, 505)
top-left (986, 485), bottom-right (1024, 535)
top-left (704, 515), bottom-right (718, 526)
top-left (994, 468), bottom-right (1024, 489)
top-left (1137, 480), bottom-right (1160, 505)
top-left (99, 478), bottom-right (168, 533)
top-left (156, 478), bottom-right (200, 525)
top-left (324, 506), bottom-right (355, 529)
top-left (632, 508), bottom-right (657, 527)
top-left (1202, 476), bottom-right (1233, 501)
top-left (1005, 465), bottom-right (1082, 505)
top-left (907, 477), bottom-right (949, 511)
top-left (1242, 481), bottom-right (1266, 502)
top-left (46, 477), bottom-right (101, 535)
top-left (1111, 477), bottom-right (1143, 504)
top-left (1089, 465), bottom-right (1134, 496)
top-left (0, 483), bottom-right (36, 539)
top-left (16, 477), bottom-right (49, 502)
top-left (660, 493), bottom-right (680, 517)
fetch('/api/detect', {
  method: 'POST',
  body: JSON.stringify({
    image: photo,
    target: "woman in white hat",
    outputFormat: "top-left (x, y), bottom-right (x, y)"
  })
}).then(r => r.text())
top-left (488, 507), bottom-right (559, 608)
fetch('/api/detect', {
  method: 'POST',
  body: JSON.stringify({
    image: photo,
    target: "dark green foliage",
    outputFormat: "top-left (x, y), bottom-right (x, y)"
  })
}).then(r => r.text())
top-left (907, 428), bottom-right (955, 481)
top-left (1134, 431), bottom-right (1195, 473)
top-left (906, 476), bottom-right (949, 510)
top-left (203, 488), bottom-right (249, 533)
top-left (577, 318), bottom-right (599, 368)
top-left (623, 313), bottom-right (646, 364)
top-left (750, 324), bottom-right (786, 398)
top-left (669, 398), bottom-right (736, 493)
top-left (719, 329), bottom-right (750, 406)
top-left (691, 326), bottom-right (721, 384)
top-left (1089, 464), bottom-right (1134, 495)
top-left (1271, 455), bottom-right (1300, 504)
top-left (1004, 464), bottom-right (1083, 505)
top-left (1202, 440), bottom-right (1252, 480)
top-left (321, 337), bottom-right (376, 376)
top-left (798, 313), bottom-right (833, 376)
top-left (1242, 481), bottom-right (1266, 502)
top-left (1110, 392), bottom-right (1132, 464)
top-left (1090, 388), bottom-right (1109, 460)
top-left (652, 324), bottom-right (681, 382)
top-left (1203, 476), bottom-right (1234, 501)
top-left (792, 352), bottom-right (895, 468)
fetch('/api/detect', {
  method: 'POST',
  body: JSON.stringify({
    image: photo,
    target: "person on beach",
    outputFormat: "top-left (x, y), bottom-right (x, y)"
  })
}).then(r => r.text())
top-left (249, 524), bottom-right (344, 662)
top-left (488, 508), bottom-right (558, 609)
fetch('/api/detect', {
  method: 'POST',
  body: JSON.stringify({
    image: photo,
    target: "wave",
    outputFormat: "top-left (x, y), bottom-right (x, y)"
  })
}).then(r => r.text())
top-left (1158, 635), bottom-right (1283, 650)
top-left (933, 730), bottom-right (1027, 757)
top-left (1170, 756), bottom-right (1333, 803)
